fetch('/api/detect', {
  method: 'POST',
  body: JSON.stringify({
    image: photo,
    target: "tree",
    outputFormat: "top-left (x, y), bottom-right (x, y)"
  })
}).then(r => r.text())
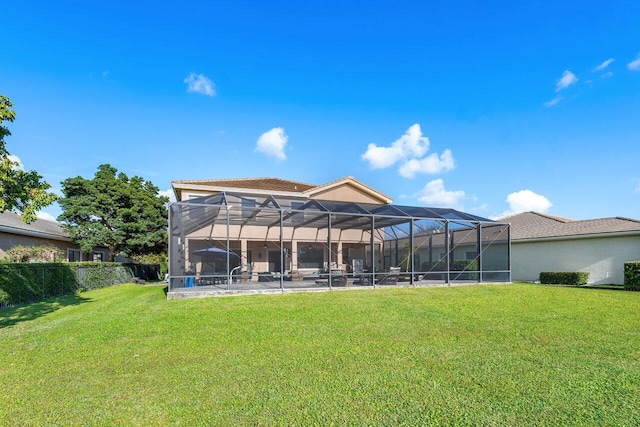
top-left (0, 95), bottom-right (57, 223)
top-left (58, 164), bottom-right (169, 261)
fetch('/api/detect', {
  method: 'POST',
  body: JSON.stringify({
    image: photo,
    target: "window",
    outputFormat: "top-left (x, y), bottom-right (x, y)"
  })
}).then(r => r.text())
top-left (465, 251), bottom-right (478, 260)
top-left (298, 246), bottom-right (324, 269)
top-left (93, 252), bottom-right (104, 262)
top-left (68, 249), bottom-right (81, 262)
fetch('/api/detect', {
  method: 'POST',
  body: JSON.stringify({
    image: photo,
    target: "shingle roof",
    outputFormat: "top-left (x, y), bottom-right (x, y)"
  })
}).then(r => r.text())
top-left (173, 177), bottom-right (317, 193)
top-left (501, 211), bottom-right (640, 240)
top-left (0, 211), bottom-right (70, 240)
top-left (172, 176), bottom-right (394, 204)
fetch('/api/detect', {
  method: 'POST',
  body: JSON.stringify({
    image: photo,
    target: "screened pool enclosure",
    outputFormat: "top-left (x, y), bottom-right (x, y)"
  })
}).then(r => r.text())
top-left (168, 192), bottom-right (510, 294)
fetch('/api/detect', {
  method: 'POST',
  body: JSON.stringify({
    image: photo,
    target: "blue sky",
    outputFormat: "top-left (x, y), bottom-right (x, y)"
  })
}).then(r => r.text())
top-left (3, 1), bottom-right (640, 222)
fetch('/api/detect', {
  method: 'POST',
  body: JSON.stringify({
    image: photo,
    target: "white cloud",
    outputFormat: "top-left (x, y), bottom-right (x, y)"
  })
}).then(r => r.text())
top-left (414, 179), bottom-right (466, 209)
top-left (556, 70), bottom-right (578, 92)
top-left (362, 124), bottom-right (455, 178)
top-left (184, 72), bottom-right (216, 96)
top-left (362, 123), bottom-right (430, 169)
top-left (398, 149), bottom-right (455, 178)
top-left (601, 71), bottom-right (614, 79)
top-left (495, 189), bottom-right (552, 219)
top-left (159, 189), bottom-right (176, 203)
top-left (544, 96), bottom-right (563, 107)
top-left (8, 154), bottom-right (23, 170)
top-left (36, 211), bottom-right (57, 222)
top-left (470, 203), bottom-right (489, 213)
top-left (628, 54), bottom-right (640, 71)
top-left (255, 127), bottom-right (288, 161)
top-left (595, 58), bottom-right (615, 72)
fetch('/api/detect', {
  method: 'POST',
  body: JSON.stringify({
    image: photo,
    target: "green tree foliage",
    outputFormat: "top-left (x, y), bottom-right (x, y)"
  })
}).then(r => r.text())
top-left (131, 253), bottom-right (168, 275)
top-left (0, 95), bottom-right (57, 223)
top-left (58, 164), bottom-right (169, 261)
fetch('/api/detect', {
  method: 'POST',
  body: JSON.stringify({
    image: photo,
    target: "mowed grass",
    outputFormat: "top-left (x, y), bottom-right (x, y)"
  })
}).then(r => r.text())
top-left (1, 283), bottom-right (639, 426)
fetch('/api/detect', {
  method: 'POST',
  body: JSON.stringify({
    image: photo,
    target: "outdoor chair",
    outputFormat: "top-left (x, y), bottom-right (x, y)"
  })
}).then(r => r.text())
top-left (376, 267), bottom-right (401, 286)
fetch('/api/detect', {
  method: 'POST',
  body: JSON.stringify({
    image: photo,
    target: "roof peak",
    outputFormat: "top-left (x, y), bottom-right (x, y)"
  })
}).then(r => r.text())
top-left (500, 211), bottom-right (573, 223)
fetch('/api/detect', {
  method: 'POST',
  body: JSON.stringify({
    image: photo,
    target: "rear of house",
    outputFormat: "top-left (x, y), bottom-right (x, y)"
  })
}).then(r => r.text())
top-left (168, 176), bottom-right (511, 296)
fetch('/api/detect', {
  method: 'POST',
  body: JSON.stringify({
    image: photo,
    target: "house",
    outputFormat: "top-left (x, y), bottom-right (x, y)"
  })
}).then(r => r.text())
top-left (502, 211), bottom-right (640, 285)
top-left (168, 176), bottom-right (511, 293)
top-left (0, 211), bottom-right (110, 262)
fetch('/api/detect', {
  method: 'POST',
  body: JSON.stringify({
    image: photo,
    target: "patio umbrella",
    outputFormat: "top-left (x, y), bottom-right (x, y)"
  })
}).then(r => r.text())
top-left (192, 247), bottom-right (240, 258)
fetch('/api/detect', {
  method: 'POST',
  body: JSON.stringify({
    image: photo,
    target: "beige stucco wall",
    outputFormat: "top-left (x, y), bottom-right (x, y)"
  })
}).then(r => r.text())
top-left (511, 235), bottom-right (640, 285)
top-left (310, 183), bottom-right (386, 204)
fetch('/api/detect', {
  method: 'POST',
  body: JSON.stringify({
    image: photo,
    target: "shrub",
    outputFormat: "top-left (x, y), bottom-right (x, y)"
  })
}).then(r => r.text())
top-left (131, 253), bottom-right (167, 275)
top-left (452, 259), bottom-right (478, 271)
top-left (624, 261), bottom-right (640, 291)
top-left (0, 263), bottom-right (77, 306)
top-left (0, 262), bottom-right (160, 307)
top-left (420, 259), bottom-right (479, 273)
top-left (539, 271), bottom-right (589, 286)
top-left (74, 263), bottom-right (135, 290)
top-left (1, 244), bottom-right (65, 263)
top-left (451, 259), bottom-right (479, 281)
top-left (422, 260), bottom-right (446, 272)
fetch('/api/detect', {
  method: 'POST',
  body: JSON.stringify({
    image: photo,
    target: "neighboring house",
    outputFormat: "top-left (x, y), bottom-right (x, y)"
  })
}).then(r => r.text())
top-left (0, 211), bottom-right (110, 262)
top-left (502, 211), bottom-right (640, 285)
top-left (169, 176), bottom-right (510, 291)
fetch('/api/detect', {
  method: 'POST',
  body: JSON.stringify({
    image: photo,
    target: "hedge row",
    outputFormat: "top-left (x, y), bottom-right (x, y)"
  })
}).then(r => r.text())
top-left (539, 271), bottom-right (589, 286)
top-left (420, 259), bottom-right (479, 272)
top-left (624, 261), bottom-right (640, 291)
top-left (0, 262), bottom-right (160, 307)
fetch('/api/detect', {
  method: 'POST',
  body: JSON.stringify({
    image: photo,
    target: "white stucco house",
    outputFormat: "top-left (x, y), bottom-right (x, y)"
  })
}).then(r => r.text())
top-left (503, 211), bottom-right (640, 285)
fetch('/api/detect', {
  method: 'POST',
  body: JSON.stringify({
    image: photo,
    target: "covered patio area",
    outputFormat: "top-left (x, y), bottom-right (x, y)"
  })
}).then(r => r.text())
top-left (168, 192), bottom-right (510, 297)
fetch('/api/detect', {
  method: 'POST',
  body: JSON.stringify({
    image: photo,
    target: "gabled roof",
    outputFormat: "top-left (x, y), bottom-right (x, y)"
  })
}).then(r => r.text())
top-left (501, 211), bottom-right (640, 240)
top-left (172, 176), bottom-right (393, 204)
top-left (304, 176), bottom-right (393, 204)
top-left (0, 211), bottom-right (70, 241)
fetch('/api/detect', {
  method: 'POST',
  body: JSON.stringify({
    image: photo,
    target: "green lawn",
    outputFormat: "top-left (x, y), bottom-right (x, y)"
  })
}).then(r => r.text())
top-left (1, 283), bottom-right (639, 426)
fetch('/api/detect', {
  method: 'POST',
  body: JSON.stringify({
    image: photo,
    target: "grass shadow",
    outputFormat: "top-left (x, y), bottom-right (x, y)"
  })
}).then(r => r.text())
top-left (0, 293), bottom-right (92, 329)
top-left (534, 282), bottom-right (627, 291)
top-left (578, 284), bottom-right (627, 291)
